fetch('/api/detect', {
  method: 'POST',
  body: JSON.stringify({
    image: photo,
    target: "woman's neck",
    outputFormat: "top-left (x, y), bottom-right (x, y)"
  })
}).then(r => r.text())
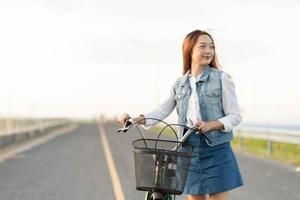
top-left (191, 63), bottom-right (206, 78)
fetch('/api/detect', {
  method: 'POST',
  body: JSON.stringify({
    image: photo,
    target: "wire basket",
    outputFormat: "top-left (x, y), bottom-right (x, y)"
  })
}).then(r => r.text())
top-left (132, 139), bottom-right (193, 195)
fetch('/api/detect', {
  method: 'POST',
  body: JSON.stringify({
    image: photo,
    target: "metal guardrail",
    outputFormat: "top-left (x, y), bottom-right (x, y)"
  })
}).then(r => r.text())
top-left (235, 125), bottom-right (300, 155)
top-left (0, 118), bottom-right (69, 137)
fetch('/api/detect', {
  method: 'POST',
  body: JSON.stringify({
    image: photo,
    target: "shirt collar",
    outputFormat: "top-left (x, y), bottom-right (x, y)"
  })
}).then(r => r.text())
top-left (189, 72), bottom-right (203, 82)
top-left (179, 64), bottom-right (210, 86)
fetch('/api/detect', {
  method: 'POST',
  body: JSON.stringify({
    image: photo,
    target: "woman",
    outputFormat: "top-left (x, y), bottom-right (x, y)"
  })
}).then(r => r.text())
top-left (119, 30), bottom-right (243, 200)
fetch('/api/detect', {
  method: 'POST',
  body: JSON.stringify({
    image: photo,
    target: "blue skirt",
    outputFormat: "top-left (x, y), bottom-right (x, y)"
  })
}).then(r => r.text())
top-left (182, 132), bottom-right (243, 195)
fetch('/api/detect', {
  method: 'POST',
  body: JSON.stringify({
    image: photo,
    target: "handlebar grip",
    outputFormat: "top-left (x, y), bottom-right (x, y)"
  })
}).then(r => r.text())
top-left (125, 120), bottom-right (133, 127)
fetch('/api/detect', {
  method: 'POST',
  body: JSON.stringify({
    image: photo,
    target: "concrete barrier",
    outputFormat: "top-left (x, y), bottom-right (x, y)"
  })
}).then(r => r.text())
top-left (0, 119), bottom-right (70, 149)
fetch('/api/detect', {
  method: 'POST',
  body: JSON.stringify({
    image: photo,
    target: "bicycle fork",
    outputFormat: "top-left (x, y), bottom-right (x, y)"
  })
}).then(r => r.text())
top-left (145, 155), bottom-right (174, 200)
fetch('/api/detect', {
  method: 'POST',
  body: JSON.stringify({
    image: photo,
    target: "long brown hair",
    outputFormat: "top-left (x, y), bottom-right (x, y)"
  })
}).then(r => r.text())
top-left (182, 30), bottom-right (220, 74)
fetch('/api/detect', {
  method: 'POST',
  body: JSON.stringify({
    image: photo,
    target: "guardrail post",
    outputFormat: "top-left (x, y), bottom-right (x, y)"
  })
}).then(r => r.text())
top-left (236, 130), bottom-right (244, 150)
top-left (267, 140), bottom-right (272, 156)
top-left (239, 136), bottom-right (244, 151)
top-left (266, 129), bottom-right (272, 156)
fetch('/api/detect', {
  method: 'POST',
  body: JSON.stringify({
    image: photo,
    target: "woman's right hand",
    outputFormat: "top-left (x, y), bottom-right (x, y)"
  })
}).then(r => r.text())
top-left (118, 113), bottom-right (131, 125)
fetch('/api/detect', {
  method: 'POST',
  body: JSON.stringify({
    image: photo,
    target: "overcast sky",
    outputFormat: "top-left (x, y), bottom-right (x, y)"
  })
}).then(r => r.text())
top-left (0, 0), bottom-right (299, 125)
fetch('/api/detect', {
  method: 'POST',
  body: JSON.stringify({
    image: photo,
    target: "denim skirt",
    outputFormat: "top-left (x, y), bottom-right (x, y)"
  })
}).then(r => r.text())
top-left (182, 132), bottom-right (243, 195)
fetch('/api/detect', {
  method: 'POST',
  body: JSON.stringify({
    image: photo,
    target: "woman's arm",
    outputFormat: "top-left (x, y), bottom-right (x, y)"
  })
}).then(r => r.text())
top-left (196, 72), bottom-right (241, 133)
top-left (217, 72), bottom-right (242, 132)
top-left (136, 83), bottom-right (177, 128)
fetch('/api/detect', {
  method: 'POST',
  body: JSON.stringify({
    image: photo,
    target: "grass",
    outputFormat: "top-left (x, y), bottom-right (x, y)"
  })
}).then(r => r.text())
top-left (149, 126), bottom-right (182, 138)
top-left (231, 136), bottom-right (300, 166)
top-left (150, 126), bottom-right (300, 166)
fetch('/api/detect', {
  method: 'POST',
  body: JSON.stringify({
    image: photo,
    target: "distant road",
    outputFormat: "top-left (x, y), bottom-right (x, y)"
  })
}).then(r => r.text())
top-left (0, 122), bottom-right (299, 200)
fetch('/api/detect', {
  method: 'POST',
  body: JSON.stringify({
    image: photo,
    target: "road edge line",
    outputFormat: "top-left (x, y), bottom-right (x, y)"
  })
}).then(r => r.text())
top-left (96, 119), bottom-right (126, 200)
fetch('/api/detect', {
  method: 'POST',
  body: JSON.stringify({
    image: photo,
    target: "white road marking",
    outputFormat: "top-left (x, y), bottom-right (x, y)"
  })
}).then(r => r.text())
top-left (96, 119), bottom-right (126, 200)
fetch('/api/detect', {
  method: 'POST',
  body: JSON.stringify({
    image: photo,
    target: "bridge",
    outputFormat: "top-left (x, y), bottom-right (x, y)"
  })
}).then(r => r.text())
top-left (0, 119), bottom-right (299, 200)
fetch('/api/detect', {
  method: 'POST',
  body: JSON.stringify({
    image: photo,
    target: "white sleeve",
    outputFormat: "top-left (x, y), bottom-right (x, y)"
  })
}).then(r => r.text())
top-left (142, 83), bottom-right (177, 128)
top-left (217, 72), bottom-right (242, 132)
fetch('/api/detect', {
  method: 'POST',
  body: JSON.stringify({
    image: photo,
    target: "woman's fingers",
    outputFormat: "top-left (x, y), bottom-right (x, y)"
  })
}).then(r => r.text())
top-left (198, 122), bottom-right (205, 129)
top-left (118, 113), bottom-right (130, 124)
top-left (197, 121), bottom-right (209, 133)
top-left (118, 115), bottom-right (123, 124)
top-left (195, 120), bottom-right (202, 127)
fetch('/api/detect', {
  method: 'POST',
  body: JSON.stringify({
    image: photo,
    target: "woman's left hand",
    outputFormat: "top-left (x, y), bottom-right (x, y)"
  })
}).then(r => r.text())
top-left (195, 120), bottom-right (224, 133)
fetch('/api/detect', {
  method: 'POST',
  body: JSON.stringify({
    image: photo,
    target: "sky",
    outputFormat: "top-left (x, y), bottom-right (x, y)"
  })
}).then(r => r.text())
top-left (0, 0), bottom-right (300, 125)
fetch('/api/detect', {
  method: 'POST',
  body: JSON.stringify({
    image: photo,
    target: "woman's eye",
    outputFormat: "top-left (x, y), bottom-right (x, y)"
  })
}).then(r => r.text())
top-left (198, 45), bottom-right (215, 49)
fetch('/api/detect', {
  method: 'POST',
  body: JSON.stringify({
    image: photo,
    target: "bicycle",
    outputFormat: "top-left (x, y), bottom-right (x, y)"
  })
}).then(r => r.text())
top-left (117, 117), bottom-right (199, 200)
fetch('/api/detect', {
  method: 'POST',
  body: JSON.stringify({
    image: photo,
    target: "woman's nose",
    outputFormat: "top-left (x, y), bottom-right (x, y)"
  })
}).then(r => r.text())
top-left (204, 47), bottom-right (212, 54)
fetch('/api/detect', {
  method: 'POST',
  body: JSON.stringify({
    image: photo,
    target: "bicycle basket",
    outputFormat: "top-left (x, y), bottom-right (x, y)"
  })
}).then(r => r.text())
top-left (132, 139), bottom-right (193, 195)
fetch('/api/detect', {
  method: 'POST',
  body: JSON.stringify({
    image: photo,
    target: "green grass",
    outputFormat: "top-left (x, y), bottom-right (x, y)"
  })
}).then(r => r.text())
top-left (150, 126), bottom-right (180, 138)
top-left (232, 136), bottom-right (300, 166)
top-left (150, 126), bottom-right (300, 166)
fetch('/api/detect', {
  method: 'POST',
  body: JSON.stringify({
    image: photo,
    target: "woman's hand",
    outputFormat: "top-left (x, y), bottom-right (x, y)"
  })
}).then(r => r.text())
top-left (195, 120), bottom-right (224, 133)
top-left (118, 113), bottom-right (146, 125)
top-left (133, 115), bottom-right (146, 125)
top-left (118, 113), bottom-right (131, 125)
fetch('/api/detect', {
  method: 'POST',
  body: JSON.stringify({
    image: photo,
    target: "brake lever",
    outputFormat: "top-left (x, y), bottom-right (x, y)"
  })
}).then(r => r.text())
top-left (117, 119), bottom-right (133, 133)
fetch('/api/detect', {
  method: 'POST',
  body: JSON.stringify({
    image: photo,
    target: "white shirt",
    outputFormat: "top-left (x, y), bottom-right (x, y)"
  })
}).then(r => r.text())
top-left (186, 73), bottom-right (202, 127)
top-left (143, 71), bottom-right (241, 132)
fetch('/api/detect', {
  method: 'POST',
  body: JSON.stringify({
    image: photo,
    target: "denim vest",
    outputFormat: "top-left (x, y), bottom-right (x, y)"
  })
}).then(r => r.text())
top-left (173, 65), bottom-right (233, 146)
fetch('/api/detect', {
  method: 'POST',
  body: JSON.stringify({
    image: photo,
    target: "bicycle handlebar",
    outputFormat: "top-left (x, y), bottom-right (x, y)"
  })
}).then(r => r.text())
top-left (117, 117), bottom-right (202, 145)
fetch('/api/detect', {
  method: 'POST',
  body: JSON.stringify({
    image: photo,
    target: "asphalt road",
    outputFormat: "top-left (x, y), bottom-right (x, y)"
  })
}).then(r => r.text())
top-left (0, 122), bottom-right (299, 200)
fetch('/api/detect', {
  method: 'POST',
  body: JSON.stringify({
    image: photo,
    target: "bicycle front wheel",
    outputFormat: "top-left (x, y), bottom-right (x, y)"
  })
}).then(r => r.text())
top-left (144, 191), bottom-right (174, 200)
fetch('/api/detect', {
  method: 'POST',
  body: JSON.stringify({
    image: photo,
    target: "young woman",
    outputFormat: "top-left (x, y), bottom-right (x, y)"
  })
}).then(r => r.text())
top-left (119, 30), bottom-right (243, 200)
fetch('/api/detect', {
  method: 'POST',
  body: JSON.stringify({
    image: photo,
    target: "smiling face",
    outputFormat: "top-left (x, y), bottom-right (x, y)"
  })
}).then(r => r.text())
top-left (191, 34), bottom-right (215, 67)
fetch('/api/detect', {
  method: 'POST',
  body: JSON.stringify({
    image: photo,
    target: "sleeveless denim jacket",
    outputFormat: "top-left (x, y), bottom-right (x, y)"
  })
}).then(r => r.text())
top-left (173, 65), bottom-right (233, 146)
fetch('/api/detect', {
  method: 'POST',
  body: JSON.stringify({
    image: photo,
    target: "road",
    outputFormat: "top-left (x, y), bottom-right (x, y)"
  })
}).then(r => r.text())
top-left (0, 122), bottom-right (299, 200)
